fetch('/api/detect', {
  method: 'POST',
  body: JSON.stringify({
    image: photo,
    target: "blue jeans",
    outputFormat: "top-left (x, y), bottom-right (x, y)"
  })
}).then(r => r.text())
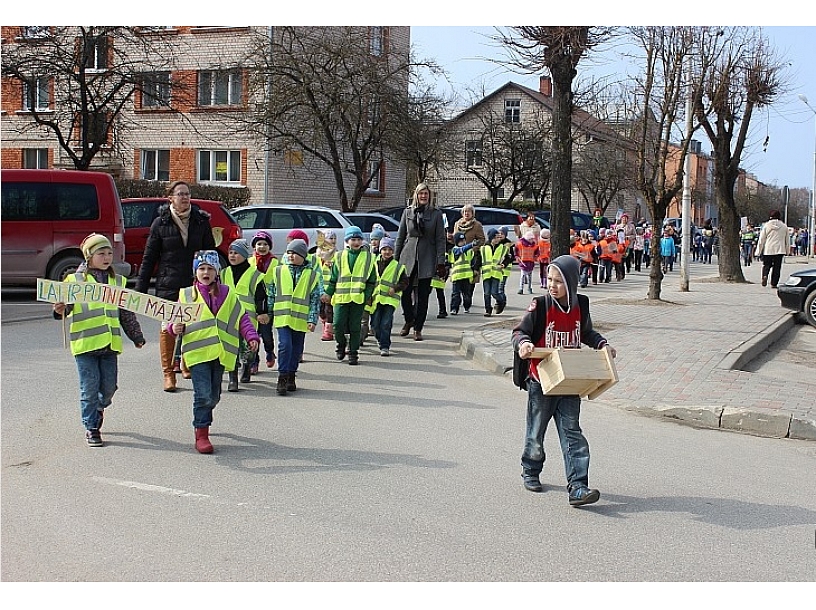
top-left (482, 277), bottom-right (502, 311)
top-left (276, 325), bottom-right (306, 374)
top-left (371, 303), bottom-right (395, 350)
top-left (190, 360), bottom-right (224, 428)
top-left (521, 381), bottom-right (590, 488)
top-left (450, 279), bottom-right (473, 313)
top-left (75, 351), bottom-right (118, 430)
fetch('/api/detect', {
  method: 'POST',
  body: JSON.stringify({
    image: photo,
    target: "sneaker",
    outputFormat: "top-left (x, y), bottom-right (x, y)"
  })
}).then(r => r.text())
top-left (450, 310), bottom-right (458, 316)
top-left (85, 429), bottom-right (103, 448)
top-left (437, 312), bottom-right (448, 319)
top-left (517, 289), bottom-right (524, 295)
top-left (348, 353), bottom-right (359, 365)
top-left (522, 474), bottom-right (543, 493)
top-left (380, 348), bottom-right (390, 357)
top-left (464, 308), bottom-right (470, 314)
top-left (336, 348), bottom-right (347, 361)
top-left (568, 485), bottom-right (600, 507)
top-left (266, 357), bottom-right (276, 369)
top-left (494, 302), bottom-right (505, 315)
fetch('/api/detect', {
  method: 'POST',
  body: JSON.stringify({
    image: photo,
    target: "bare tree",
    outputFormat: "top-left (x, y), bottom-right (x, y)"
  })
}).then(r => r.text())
top-left (458, 109), bottom-right (551, 207)
top-left (693, 27), bottom-right (785, 282)
top-left (242, 26), bottom-right (414, 212)
top-left (2, 26), bottom-right (185, 171)
top-left (496, 26), bottom-right (613, 256)
top-left (573, 140), bottom-right (637, 216)
top-left (626, 26), bottom-right (701, 300)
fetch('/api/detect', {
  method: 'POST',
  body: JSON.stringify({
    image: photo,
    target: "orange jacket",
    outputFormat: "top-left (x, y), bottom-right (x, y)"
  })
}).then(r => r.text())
top-left (599, 238), bottom-right (618, 260)
top-left (537, 239), bottom-right (551, 263)
top-left (515, 240), bottom-right (538, 264)
top-left (571, 241), bottom-right (595, 265)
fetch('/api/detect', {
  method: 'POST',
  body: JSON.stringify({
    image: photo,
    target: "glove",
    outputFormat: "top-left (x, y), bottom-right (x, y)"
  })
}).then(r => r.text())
top-left (436, 264), bottom-right (448, 280)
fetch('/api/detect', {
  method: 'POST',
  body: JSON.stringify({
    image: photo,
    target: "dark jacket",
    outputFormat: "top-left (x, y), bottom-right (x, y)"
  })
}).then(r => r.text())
top-left (510, 255), bottom-right (607, 390)
top-left (394, 204), bottom-right (447, 281)
top-left (136, 203), bottom-right (215, 299)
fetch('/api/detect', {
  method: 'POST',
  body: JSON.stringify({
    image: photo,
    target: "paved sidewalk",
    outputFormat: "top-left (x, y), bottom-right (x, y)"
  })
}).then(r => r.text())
top-left (459, 256), bottom-right (816, 441)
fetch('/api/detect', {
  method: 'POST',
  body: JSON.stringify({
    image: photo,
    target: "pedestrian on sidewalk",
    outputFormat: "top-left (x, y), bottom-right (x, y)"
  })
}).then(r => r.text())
top-left (268, 239), bottom-right (321, 394)
top-left (367, 237), bottom-right (409, 357)
top-left (53, 233), bottom-right (146, 447)
top-left (511, 255), bottom-right (616, 505)
top-left (323, 226), bottom-right (377, 364)
top-left (633, 226), bottom-right (645, 272)
top-left (515, 230), bottom-right (539, 294)
top-left (448, 232), bottom-right (479, 315)
top-left (660, 226), bottom-right (676, 272)
top-left (221, 239), bottom-right (267, 391)
top-left (249, 231), bottom-right (279, 370)
top-left (756, 209), bottom-right (790, 289)
top-left (315, 229), bottom-right (338, 341)
top-left (480, 228), bottom-right (512, 316)
top-left (394, 183), bottom-right (447, 341)
top-left (167, 250), bottom-right (260, 454)
top-left (537, 228), bottom-right (552, 288)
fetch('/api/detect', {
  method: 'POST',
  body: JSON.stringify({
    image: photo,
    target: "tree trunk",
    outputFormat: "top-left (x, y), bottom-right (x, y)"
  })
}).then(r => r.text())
top-left (549, 64), bottom-right (574, 258)
top-left (715, 172), bottom-right (746, 282)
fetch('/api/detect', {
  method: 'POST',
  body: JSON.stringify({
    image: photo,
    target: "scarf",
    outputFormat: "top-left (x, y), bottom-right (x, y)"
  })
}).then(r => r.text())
top-left (170, 205), bottom-right (191, 246)
top-left (456, 217), bottom-right (475, 234)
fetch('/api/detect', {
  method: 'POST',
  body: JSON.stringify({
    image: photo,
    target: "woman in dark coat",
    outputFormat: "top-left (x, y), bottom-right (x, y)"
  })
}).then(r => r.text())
top-left (136, 180), bottom-right (215, 391)
top-left (394, 183), bottom-right (447, 341)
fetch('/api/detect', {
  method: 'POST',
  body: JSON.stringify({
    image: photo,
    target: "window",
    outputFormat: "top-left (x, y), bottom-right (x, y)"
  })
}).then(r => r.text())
top-left (370, 26), bottom-right (384, 56)
top-left (22, 77), bottom-right (50, 111)
top-left (465, 140), bottom-right (483, 168)
top-left (22, 26), bottom-right (49, 39)
top-left (505, 99), bottom-right (520, 123)
top-left (141, 149), bottom-right (170, 181)
top-left (366, 159), bottom-right (383, 193)
top-left (82, 36), bottom-right (109, 71)
top-left (198, 150), bottom-right (241, 183)
top-left (198, 70), bottom-right (242, 106)
top-left (141, 72), bottom-right (171, 108)
top-left (23, 148), bottom-right (48, 169)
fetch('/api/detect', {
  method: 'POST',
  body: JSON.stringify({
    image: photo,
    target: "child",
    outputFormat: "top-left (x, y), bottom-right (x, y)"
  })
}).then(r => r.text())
top-left (633, 227), bottom-right (646, 272)
top-left (221, 238), bottom-right (268, 391)
top-left (511, 255), bottom-right (616, 505)
top-left (53, 233), bottom-right (145, 447)
top-left (268, 239), bottom-right (321, 395)
top-left (598, 229), bottom-right (617, 283)
top-left (448, 232), bottom-right (479, 315)
top-left (367, 237), bottom-right (409, 357)
top-left (660, 226), bottom-right (677, 272)
top-left (515, 229), bottom-right (539, 295)
top-left (316, 229), bottom-right (338, 341)
top-left (496, 226), bottom-right (514, 306)
top-left (249, 231), bottom-right (278, 371)
top-left (361, 226), bottom-right (385, 341)
top-left (570, 230), bottom-right (596, 288)
top-left (537, 228), bottom-right (552, 288)
top-left (480, 228), bottom-right (512, 316)
top-left (167, 251), bottom-right (260, 454)
top-left (322, 226), bottom-right (377, 365)
top-left (432, 231), bottom-right (453, 319)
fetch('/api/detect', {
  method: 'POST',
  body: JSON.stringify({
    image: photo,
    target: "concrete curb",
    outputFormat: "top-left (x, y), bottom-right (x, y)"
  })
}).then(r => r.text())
top-left (458, 326), bottom-right (816, 442)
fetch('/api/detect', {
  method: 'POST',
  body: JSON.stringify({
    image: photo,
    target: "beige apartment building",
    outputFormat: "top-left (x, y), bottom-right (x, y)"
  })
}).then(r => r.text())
top-left (1, 26), bottom-right (410, 210)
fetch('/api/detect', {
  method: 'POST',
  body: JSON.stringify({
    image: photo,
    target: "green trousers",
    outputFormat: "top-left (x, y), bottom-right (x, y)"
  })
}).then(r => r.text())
top-left (333, 301), bottom-right (365, 354)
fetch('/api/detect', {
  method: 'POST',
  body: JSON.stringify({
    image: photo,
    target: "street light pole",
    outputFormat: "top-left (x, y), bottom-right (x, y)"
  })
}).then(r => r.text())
top-left (799, 95), bottom-right (816, 260)
top-left (680, 56), bottom-right (693, 291)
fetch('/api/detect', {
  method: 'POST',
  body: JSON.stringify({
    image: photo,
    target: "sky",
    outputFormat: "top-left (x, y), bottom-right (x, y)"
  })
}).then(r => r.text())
top-left (410, 25), bottom-right (816, 191)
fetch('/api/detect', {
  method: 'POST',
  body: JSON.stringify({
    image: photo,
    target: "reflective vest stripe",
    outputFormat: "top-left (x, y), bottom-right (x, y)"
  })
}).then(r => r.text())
top-left (273, 265), bottom-right (318, 332)
top-left (221, 267), bottom-right (264, 327)
top-left (179, 286), bottom-right (243, 370)
top-left (367, 259), bottom-right (405, 312)
top-left (480, 244), bottom-right (507, 280)
top-left (334, 250), bottom-right (374, 304)
top-left (66, 273), bottom-right (125, 356)
top-left (449, 250), bottom-right (474, 282)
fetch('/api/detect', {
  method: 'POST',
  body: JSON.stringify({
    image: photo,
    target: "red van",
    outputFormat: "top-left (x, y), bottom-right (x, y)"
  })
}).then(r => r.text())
top-left (121, 197), bottom-right (242, 277)
top-left (1, 169), bottom-right (129, 286)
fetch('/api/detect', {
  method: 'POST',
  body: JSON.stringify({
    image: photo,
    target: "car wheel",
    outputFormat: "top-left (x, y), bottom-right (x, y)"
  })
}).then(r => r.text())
top-left (49, 255), bottom-right (84, 282)
top-left (804, 290), bottom-right (816, 328)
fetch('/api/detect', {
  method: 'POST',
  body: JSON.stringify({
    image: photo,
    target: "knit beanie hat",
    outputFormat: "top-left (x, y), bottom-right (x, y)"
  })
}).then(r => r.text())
top-left (286, 239), bottom-right (309, 260)
top-left (321, 229), bottom-right (336, 242)
top-left (345, 226), bottom-right (364, 241)
top-left (80, 233), bottom-right (112, 260)
top-left (252, 230), bottom-right (273, 248)
top-left (379, 236), bottom-right (395, 251)
top-left (287, 229), bottom-right (309, 244)
top-left (228, 238), bottom-right (252, 260)
top-left (370, 224), bottom-right (386, 240)
top-left (524, 230), bottom-right (536, 242)
top-left (192, 250), bottom-right (221, 274)
top-left (541, 228), bottom-right (551, 238)
top-left (487, 228), bottom-right (498, 241)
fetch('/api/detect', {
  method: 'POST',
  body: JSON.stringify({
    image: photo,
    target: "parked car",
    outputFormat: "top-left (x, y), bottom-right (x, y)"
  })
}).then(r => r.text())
top-left (373, 205), bottom-right (408, 224)
top-left (534, 210), bottom-right (596, 233)
top-left (777, 267), bottom-right (816, 328)
top-left (1, 169), bottom-right (129, 286)
top-left (441, 206), bottom-right (524, 243)
top-left (121, 197), bottom-right (242, 278)
top-left (344, 212), bottom-right (400, 241)
top-left (230, 204), bottom-right (351, 258)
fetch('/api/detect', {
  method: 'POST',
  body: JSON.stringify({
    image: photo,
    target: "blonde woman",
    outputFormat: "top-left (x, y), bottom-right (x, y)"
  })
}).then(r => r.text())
top-left (394, 183), bottom-right (447, 341)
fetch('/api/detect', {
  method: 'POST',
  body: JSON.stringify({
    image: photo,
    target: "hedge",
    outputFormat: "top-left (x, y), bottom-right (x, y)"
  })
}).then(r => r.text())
top-left (114, 179), bottom-right (252, 209)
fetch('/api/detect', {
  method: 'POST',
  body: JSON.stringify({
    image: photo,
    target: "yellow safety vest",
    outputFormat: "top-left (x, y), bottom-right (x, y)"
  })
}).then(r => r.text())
top-left (449, 249), bottom-right (474, 282)
top-left (272, 264), bottom-right (319, 332)
top-left (366, 258), bottom-right (405, 313)
top-left (179, 285), bottom-right (243, 370)
top-left (66, 273), bottom-right (125, 356)
top-left (249, 255), bottom-right (279, 288)
top-left (221, 266), bottom-right (264, 327)
top-left (480, 244), bottom-right (508, 280)
top-left (333, 249), bottom-right (375, 305)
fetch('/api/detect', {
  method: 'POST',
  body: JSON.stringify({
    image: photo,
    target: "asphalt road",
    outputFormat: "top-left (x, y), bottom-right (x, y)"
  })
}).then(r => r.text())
top-left (2, 288), bottom-right (815, 582)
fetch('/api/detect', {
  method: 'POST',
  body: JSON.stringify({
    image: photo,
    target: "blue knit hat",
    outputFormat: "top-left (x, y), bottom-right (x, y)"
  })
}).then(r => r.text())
top-left (345, 226), bottom-right (364, 241)
top-left (487, 228), bottom-right (498, 241)
top-left (192, 250), bottom-right (221, 274)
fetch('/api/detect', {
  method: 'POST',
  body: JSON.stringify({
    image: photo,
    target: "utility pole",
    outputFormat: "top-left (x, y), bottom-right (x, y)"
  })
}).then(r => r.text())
top-left (680, 56), bottom-right (693, 292)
